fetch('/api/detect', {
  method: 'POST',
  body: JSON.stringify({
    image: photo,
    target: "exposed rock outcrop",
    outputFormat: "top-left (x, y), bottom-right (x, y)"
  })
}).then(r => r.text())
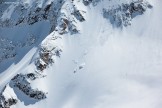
top-left (82, 0), bottom-right (101, 6)
top-left (103, 0), bottom-right (152, 27)
top-left (0, 1), bottom-right (64, 28)
top-left (11, 74), bottom-right (47, 100)
top-left (0, 96), bottom-right (17, 108)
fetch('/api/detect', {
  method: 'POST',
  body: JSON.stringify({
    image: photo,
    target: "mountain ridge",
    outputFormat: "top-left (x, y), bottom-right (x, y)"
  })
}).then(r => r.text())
top-left (1, 0), bottom-right (162, 108)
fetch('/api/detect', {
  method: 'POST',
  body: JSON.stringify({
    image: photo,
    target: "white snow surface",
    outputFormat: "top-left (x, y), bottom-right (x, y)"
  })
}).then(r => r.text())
top-left (0, 0), bottom-right (162, 108)
top-left (2, 84), bottom-right (17, 100)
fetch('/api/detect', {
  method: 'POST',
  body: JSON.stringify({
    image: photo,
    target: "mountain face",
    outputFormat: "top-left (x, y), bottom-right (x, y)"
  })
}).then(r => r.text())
top-left (0, 0), bottom-right (162, 108)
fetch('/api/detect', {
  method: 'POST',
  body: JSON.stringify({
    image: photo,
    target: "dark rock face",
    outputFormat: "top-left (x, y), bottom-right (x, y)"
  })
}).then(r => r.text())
top-left (26, 73), bottom-right (37, 80)
top-left (83, 0), bottom-right (92, 6)
top-left (82, 0), bottom-right (100, 6)
top-left (0, 96), bottom-right (17, 108)
top-left (68, 23), bottom-right (78, 34)
top-left (56, 14), bottom-right (79, 35)
top-left (72, 7), bottom-right (85, 22)
top-left (36, 37), bottom-right (62, 71)
top-left (0, 0), bottom-right (85, 34)
top-left (35, 58), bottom-right (48, 71)
top-left (11, 74), bottom-right (47, 100)
top-left (103, 0), bottom-right (152, 27)
top-left (0, 1), bottom-right (64, 28)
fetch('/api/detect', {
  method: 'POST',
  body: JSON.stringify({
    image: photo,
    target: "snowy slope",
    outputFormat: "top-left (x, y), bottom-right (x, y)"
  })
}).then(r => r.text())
top-left (0, 0), bottom-right (162, 108)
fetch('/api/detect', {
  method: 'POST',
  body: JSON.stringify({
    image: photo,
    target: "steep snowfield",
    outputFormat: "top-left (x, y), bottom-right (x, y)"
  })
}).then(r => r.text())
top-left (0, 0), bottom-right (162, 108)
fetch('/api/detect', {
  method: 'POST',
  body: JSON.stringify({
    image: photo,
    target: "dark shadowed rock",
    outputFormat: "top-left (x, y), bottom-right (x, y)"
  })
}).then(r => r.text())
top-left (103, 0), bottom-right (152, 27)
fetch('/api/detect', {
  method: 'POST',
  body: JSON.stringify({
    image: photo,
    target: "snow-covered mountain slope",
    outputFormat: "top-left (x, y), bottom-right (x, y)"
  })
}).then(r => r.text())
top-left (0, 0), bottom-right (162, 108)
